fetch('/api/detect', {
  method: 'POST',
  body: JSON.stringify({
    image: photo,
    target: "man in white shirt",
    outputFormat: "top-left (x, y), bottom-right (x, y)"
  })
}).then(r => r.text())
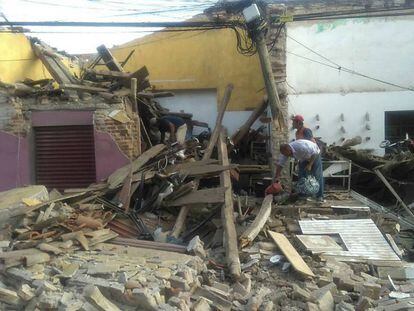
top-left (275, 139), bottom-right (324, 201)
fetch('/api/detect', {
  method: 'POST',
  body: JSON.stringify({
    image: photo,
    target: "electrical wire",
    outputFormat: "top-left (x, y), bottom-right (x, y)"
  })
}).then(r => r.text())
top-left (267, 22), bottom-right (285, 52)
top-left (110, 29), bottom-right (211, 50)
top-left (286, 50), bottom-right (414, 92)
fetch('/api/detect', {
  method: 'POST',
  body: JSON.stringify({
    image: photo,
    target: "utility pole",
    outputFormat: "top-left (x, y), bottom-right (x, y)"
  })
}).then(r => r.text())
top-left (255, 29), bottom-right (282, 123)
top-left (242, 4), bottom-right (285, 178)
top-left (243, 4), bottom-right (284, 124)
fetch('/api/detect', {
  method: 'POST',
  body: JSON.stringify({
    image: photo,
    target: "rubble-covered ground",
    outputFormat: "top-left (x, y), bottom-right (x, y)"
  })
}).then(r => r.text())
top-left (0, 184), bottom-right (411, 311)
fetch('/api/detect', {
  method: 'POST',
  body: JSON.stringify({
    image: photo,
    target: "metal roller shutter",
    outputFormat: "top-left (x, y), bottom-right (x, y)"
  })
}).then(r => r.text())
top-left (34, 125), bottom-right (96, 190)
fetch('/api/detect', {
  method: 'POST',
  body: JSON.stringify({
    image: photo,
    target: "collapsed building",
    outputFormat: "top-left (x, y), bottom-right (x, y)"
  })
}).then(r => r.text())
top-left (0, 0), bottom-right (413, 310)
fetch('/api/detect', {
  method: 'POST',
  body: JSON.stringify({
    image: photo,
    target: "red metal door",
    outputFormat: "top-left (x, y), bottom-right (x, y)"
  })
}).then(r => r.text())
top-left (34, 125), bottom-right (96, 190)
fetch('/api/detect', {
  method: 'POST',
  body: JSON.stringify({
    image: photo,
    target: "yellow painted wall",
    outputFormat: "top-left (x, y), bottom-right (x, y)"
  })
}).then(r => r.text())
top-left (0, 32), bottom-right (79, 83)
top-left (110, 28), bottom-right (265, 111)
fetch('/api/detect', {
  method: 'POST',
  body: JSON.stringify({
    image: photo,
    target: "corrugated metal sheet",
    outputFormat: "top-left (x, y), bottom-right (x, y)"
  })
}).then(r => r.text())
top-left (299, 219), bottom-right (400, 261)
top-left (34, 125), bottom-right (96, 190)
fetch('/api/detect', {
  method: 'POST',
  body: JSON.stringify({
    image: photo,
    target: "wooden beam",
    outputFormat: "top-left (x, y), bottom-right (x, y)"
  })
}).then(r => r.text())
top-left (218, 129), bottom-right (241, 279)
top-left (32, 42), bottom-right (78, 85)
top-left (171, 84), bottom-right (233, 239)
top-left (374, 169), bottom-right (414, 218)
top-left (170, 164), bottom-right (236, 177)
top-left (130, 78), bottom-right (141, 155)
top-left (166, 188), bottom-right (225, 206)
top-left (107, 144), bottom-right (166, 189)
top-left (85, 69), bottom-right (131, 78)
top-left (239, 194), bottom-right (273, 248)
top-left (231, 98), bottom-right (268, 146)
top-left (60, 83), bottom-right (108, 93)
top-left (268, 230), bottom-right (315, 278)
top-left (97, 44), bottom-right (124, 72)
top-left (130, 66), bottom-right (149, 82)
top-left (152, 91), bottom-right (175, 98)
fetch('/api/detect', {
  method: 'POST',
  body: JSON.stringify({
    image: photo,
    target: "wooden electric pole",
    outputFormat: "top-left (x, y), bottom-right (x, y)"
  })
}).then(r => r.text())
top-left (255, 29), bottom-right (282, 122)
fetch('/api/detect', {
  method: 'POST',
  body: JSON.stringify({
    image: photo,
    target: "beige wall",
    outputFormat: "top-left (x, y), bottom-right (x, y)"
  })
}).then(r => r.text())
top-left (110, 28), bottom-right (265, 111)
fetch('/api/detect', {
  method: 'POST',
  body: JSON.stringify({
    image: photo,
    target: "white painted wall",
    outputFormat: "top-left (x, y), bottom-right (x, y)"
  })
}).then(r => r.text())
top-left (286, 16), bottom-right (414, 154)
top-left (158, 89), bottom-right (260, 135)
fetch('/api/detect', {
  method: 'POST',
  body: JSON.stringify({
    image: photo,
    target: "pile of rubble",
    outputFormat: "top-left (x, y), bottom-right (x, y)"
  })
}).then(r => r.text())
top-left (0, 37), bottom-right (412, 311)
top-left (1, 180), bottom-right (412, 310)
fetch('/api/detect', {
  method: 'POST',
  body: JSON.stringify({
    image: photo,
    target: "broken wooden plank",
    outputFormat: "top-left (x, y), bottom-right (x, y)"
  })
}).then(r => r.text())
top-left (117, 168), bottom-right (132, 211)
top-left (239, 195), bottom-right (273, 248)
top-left (85, 69), bottom-right (131, 78)
top-left (110, 237), bottom-right (187, 253)
top-left (89, 231), bottom-right (118, 246)
top-left (386, 233), bottom-right (403, 258)
top-left (172, 84), bottom-right (233, 239)
top-left (32, 42), bottom-right (78, 85)
top-left (218, 129), bottom-right (241, 279)
top-left (97, 44), bottom-right (124, 72)
top-left (75, 232), bottom-right (89, 251)
top-left (374, 169), bottom-right (414, 218)
top-left (177, 164), bottom-right (237, 177)
top-left (60, 83), bottom-right (108, 93)
top-left (267, 230), bottom-right (315, 278)
top-left (130, 66), bottom-right (149, 81)
top-left (231, 98), bottom-right (268, 146)
top-left (165, 159), bottom-right (219, 174)
top-left (166, 188), bottom-right (226, 207)
top-left (130, 77), bottom-right (141, 155)
top-left (151, 91), bottom-right (175, 98)
top-left (107, 144), bottom-right (166, 189)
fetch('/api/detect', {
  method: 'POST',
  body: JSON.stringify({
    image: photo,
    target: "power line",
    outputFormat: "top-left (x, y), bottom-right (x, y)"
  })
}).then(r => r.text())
top-left (287, 35), bottom-right (340, 67)
top-left (0, 21), bottom-right (239, 28)
top-left (110, 29), bottom-right (212, 50)
top-left (12, 0), bottom-right (216, 17)
top-left (102, 3), bottom-right (215, 18)
top-left (0, 28), bottom-right (220, 34)
top-left (286, 49), bottom-right (414, 92)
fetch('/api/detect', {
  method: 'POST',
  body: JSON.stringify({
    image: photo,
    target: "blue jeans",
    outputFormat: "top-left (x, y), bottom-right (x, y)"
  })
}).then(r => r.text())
top-left (298, 154), bottom-right (324, 198)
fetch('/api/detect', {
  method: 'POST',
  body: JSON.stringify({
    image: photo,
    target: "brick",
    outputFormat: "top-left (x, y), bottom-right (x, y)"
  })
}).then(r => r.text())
top-left (356, 282), bottom-right (381, 300)
top-left (335, 301), bottom-right (355, 311)
top-left (169, 276), bottom-right (190, 291)
top-left (306, 302), bottom-right (319, 311)
top-left (356, 296), bottom-right (375, 311)
top-left (311, 284), bottom-right (336, 311)
top-left (292, 284), bottom-right (311, 302)
top-left (0, 287), bottom-right (20, 305)
top-left (334, 275), bottom-right (357, 292)
top-left (193, 286), bottom-right (232, 311)
top-left (130, 288), bottom-right (159, 311)
top-left (192, 297), bottom-right (212, 311)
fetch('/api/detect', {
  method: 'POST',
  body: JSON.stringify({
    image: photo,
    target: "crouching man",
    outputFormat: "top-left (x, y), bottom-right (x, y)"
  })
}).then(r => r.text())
top-left (275, 139), bottom-right (324, 202)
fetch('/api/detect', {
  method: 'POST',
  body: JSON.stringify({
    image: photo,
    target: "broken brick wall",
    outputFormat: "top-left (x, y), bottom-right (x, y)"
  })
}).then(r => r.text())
top-left (0, 91), bottom-right (139, 191)
top-left (265, 5), bottom-right (290, 179)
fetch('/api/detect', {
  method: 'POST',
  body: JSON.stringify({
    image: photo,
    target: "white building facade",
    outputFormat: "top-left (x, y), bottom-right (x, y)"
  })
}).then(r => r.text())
top-left (285, 15), bottom-right (414, 155)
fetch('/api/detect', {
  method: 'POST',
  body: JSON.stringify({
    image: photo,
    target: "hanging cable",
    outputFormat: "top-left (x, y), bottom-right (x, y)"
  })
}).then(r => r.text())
top-left (286, 50), bottom-right (414, 92)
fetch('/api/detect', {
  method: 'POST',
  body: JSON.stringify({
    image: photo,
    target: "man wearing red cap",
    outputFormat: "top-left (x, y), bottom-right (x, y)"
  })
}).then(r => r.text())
top-left (292, 115), bottom-right (315, 143)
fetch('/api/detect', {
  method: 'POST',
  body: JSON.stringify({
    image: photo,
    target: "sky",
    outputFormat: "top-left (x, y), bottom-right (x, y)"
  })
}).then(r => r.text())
top-left (0, 0), bottom-right (217, 54)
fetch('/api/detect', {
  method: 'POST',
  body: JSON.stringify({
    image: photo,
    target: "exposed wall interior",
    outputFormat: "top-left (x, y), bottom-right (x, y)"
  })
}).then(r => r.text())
top-left (157, 89), bottom-right (261, 135)
top-left (0, 92), bottom-right (137, 191)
